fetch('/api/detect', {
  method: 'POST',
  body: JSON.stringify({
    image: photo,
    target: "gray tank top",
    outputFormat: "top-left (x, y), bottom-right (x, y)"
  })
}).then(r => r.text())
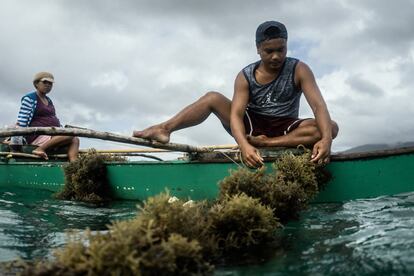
top-left (242, 57), bottom-right (301, 117)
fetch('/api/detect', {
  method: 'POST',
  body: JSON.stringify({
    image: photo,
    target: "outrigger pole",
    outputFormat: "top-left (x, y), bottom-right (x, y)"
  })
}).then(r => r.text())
top-left (0, 127), bottom-right (212, 153)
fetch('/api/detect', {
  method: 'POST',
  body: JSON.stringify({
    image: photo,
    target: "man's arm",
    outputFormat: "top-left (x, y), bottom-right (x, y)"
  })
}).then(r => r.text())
top-left (231, 72), bottom-right (264, 167)
top-left (296, 61), bottom-right (333, 163)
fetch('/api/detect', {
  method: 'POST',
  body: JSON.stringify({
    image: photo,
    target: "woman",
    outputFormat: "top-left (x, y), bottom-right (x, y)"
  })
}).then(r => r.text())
top-left (16, 72), bottom-right (79, 161)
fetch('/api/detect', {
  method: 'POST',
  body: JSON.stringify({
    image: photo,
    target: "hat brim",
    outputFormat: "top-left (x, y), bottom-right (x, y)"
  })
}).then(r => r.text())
top-left (39, 77), bottom-right (54, 83)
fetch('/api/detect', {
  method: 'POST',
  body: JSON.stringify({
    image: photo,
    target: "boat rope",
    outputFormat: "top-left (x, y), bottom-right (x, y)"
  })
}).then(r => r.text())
top-left (216, 151), bottom-right (243, 168)
top-left (238, 151), bottom-right (248, 168)
top-left (215, 150), bottom-right (260, 169)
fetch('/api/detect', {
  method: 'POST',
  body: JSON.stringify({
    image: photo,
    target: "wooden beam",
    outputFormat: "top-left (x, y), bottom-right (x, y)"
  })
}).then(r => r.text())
top-left (0, 127), bottom-right (211, 153)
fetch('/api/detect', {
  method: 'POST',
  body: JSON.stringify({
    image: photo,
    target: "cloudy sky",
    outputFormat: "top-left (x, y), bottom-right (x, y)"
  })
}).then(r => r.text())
top-left (1, 0), bottom-right (413, 153)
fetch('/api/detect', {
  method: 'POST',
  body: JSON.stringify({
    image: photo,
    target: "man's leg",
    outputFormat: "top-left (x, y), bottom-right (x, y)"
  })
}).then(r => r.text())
top-left (247, 119), bottom-right (339, 147)
top-left (133, 91), bottom-right (232, 143)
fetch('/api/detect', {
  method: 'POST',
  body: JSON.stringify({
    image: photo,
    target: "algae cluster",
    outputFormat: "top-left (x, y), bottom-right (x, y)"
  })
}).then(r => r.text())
top-left (55, 150), bottom-right (125, 203)
top-left (18, 149), bottom-right (330, 275)
top-left (219, 150), bottom-right (329, 222)
top-left (208, 193), bottom-right (280, 251)
top-left (19, 224), bottom-right (212, 276)
top-left (137, 193), bottom-right (279, 258)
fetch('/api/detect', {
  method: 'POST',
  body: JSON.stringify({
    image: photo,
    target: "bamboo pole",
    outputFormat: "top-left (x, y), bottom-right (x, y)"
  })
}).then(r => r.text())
top-left (0, 151), bottom-right (164, 161)
top-left (0, 151), bottom-right (42, 159)
top-left (0, 127), bottom-right (211, 153)
top-left (79, 148), bottom-right (170, 153)
top-left (78, 144), bottom-right (238, 154)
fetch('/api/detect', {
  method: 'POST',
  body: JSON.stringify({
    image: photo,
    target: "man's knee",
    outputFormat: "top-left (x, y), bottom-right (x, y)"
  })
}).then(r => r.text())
top-left (203, 91), bottom-right (225, 103)
top-left (331, 121), bottom-right (339, 139)
top-left (297, 119), bottom-right (321, 140)
top-left (300, 119), bottom-right (339, 139)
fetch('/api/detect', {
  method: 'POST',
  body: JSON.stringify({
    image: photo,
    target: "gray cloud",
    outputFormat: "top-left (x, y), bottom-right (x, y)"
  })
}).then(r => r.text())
top-left (1, 0), bottom-right (413, 152)
top-left (346, 75), bottom-right (384, 96)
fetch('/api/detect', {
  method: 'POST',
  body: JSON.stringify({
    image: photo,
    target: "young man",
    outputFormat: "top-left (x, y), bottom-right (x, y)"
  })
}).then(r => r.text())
top-left (133, 21), bottom-right (338, 167)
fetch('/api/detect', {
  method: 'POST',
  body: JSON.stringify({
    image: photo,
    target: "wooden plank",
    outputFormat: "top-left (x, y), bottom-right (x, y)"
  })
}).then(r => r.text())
top-left (0, 127), bottom-right (211, 153)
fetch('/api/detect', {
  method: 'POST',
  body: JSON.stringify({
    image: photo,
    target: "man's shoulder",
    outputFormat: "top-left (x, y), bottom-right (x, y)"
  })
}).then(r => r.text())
top-left (293, 60), bottom-right (313, 76)
top-left (242, 60), bottom-right (260, 71)
top-left (286, 57), bottom-right (300, 65)
top-left (241, 60), bottom-right (260, 79)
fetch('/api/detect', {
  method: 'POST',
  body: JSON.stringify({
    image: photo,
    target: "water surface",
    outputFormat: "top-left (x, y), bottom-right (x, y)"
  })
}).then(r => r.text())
top-left (217, 192), bottom-right (414, 275)
top-left (1, 187), bottom-right (414, 275)
top-left (0, 187), bottom-right (137, 261)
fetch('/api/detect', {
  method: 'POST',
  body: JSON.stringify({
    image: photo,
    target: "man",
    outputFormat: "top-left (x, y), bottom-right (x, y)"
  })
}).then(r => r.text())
top-left (133, 21), bottom-right (338, 167)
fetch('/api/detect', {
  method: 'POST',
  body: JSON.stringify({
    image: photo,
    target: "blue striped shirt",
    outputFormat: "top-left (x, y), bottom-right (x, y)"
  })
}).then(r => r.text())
top-left (17, 92), bottom-right (52, 127)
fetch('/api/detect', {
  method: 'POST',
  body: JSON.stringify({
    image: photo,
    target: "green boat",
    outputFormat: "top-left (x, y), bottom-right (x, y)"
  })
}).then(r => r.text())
top-left (1, 141), bottom-right (414, 203)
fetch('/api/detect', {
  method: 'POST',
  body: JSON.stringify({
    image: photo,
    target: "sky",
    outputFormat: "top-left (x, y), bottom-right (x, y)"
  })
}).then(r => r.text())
top-left (1, 0), bottom-right (414, 154)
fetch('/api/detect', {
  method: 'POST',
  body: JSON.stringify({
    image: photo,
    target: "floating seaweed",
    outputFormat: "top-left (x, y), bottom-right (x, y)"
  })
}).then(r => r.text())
top-left (207, 193), bottom-right (280, 251)
top-left (136, 193), bottom-right (217, 257)
top-left (135, 192), bottom-right (280, 258)
top-left (137, 193), bottom-right (209, 239)
top-left (219, 149), bottom-right (330, 222)
top-left (55, 149), bottom-right (125, 203)
top-left (21, 219), bottom-right (213, 275)
top-left (18, 150), bottom-right (330, 274)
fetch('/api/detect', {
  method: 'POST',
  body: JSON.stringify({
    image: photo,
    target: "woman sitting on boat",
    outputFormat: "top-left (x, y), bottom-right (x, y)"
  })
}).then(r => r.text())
top-left (15, 72), bottom-right (79, 161)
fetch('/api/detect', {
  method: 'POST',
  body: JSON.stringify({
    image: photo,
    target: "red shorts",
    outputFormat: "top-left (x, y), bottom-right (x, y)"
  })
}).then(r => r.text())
top-left (224, 111), bottom-right (308, 138)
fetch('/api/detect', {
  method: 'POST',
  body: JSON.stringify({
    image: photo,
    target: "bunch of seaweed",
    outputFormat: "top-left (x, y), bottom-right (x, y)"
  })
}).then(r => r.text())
top-left (135, 192), bottom-right (280, 259)
top-left (20, 192), bottom-right (280, 275)
top-left (55, 149), bottom-right (125, 203)
top-left (207, 193), bottom-right (280, 251)
top-left (219, 149), bottom-right (330, 222)
top-left (137, 193), bottom-right (215, 253)
top-left (19, 150), bottom-right (329, 274)
top-left (19, 220), bottom-right (213, 276)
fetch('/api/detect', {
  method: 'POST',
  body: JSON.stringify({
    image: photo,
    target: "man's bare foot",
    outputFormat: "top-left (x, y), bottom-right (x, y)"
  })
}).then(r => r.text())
top-left (247, 135), bottom-right (271, 147)
top-left (132, 125), bottom-right (170, 144)
top-left (32, 148), bottom-right (49, 160)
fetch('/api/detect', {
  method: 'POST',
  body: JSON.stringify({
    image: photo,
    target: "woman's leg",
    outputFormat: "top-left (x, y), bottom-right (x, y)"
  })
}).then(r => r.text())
top-left (32, 136), bottom-right (79, 161)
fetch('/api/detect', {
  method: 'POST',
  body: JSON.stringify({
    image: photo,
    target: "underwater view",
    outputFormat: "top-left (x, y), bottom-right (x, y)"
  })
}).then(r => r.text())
top-left (1, 186), bottom-right (414, 275)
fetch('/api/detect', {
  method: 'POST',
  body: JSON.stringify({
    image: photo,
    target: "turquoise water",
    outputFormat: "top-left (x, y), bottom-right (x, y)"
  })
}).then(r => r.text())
top-left (1, 187), bottom-right (414, 275)
top-left (0, 187), bottom-right (137, 262)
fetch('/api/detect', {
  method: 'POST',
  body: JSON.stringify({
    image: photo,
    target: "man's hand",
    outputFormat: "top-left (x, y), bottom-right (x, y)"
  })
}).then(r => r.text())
top-left (311, 138), bottom-right (332, 164)
top-left (241, 143), bottom-right (264, 168)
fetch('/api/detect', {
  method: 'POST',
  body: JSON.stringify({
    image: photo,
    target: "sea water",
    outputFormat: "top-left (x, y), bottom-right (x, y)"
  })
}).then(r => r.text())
top-left (1, 187), bottom-right (414, 275)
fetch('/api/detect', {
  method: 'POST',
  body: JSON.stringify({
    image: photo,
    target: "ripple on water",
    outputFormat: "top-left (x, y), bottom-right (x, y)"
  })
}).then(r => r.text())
top-left (217, 192), bottom-right (414, 275)
top-left (0, 187), bottom-right (137, 262)
top-left (2, 187), bottom-right (414, 275)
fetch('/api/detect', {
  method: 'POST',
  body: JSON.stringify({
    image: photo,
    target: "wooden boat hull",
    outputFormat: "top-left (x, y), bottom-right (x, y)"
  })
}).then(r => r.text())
top-left (1, 147), bottom-right (414, 203)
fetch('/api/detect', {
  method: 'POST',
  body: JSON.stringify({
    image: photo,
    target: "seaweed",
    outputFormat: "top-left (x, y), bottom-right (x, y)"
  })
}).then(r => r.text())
top-left (19, 150), bottom-right (330, 274)
top-left (133, 192), bottom-right (220, 259)
top-left (218, 166), bottom-right (268, 202)
top-left (137, 193), bottom-right (209, 240)
top-left (55, 149), bottom-right (125, 203)
top-left (22, 219), bottom-right (213, 275)
top-left (207, 193), bottom-right (280, 251)
top-left (219, 149), bottom-right (329, 222)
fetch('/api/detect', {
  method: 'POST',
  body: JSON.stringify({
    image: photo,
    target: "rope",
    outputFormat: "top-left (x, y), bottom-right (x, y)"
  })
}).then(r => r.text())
top-left (216, 151), bottom-right (243, 168)
top-left (239, 151), bottom-right (248, 168)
